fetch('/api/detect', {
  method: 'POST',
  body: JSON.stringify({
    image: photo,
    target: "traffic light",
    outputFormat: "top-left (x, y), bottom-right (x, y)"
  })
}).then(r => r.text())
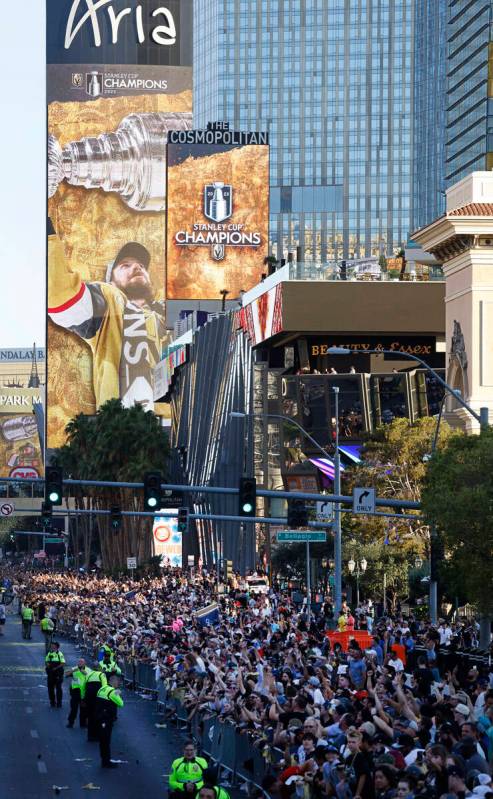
top-left (177, 507), bottom-right (189, 534)
top-left (45, 466), bottom-right (63, 506)
top-left (239, 477), bottom-right (256, 517)
top-left (110, 506), bottom-right (122, 531)
top-left (144, 471), bottom-right (162, 510)
top-left (287, 498), bottom-right (308, 528)
top-left (41, 501), bottom-right (52, 527)
top-left (430, 534), bottom-right (445, 581)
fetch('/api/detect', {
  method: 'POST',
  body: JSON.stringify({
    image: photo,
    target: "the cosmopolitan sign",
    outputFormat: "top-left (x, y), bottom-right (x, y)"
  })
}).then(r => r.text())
top-left (166, 123), bottom-right (270, 298)
top-left (168, 128), bottom-right (269, 146)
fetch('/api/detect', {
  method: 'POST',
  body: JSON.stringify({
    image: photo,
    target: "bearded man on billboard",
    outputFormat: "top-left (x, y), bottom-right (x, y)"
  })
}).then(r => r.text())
top-left (47, 219), bottom-right (167, 411)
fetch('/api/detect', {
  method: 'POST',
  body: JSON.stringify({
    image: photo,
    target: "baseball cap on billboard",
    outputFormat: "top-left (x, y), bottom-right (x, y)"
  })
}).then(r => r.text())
top-left (106, 242), bottom-right (151, 282)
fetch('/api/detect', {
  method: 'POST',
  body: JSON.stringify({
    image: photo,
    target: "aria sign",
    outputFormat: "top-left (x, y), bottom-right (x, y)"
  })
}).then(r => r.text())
top-left (64, 1), bottom-right (177, 49)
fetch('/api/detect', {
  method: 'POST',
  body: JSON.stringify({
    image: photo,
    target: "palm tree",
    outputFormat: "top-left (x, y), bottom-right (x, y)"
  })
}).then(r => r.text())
top-left (54, 399), bottom-right (169, 570)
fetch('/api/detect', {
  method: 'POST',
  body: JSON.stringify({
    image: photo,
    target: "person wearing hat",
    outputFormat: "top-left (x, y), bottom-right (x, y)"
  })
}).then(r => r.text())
top-left (48, 218), bottom-right (168, 413)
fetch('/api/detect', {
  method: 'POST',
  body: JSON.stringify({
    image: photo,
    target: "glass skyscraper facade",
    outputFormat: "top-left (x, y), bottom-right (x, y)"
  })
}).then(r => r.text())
top-left (194, 0), bottom-right (415, 262)
top-left (446, 0), bottom-right (493, 187)
top-left (413, 0), bottom-right (447, 232)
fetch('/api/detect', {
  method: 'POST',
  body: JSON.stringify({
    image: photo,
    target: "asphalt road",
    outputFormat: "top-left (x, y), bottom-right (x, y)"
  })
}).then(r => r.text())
top-left (0, 612), bottom-right (183, 799)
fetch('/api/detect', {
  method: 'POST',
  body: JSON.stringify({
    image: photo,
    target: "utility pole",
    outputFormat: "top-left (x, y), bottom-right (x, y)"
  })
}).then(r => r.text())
top-left (333, 387), bottom-right (342, 613)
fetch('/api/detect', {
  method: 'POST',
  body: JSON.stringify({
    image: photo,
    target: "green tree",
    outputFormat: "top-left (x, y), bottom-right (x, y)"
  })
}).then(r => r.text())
top-left (341, 417), bottom-right (454, 609)
top-left (421, 428), bottom-right (493, 625)
top-left (54, 398), bottom-right (169, 570)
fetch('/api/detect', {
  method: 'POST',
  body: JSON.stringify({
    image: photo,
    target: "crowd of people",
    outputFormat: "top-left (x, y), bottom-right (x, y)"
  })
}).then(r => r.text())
top-left (2, 563), bottom-right (493, 799)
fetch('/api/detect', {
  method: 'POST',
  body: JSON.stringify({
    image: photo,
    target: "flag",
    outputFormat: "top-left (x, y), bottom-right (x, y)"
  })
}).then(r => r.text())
top-left (196, 603), bottom-right (220, 627)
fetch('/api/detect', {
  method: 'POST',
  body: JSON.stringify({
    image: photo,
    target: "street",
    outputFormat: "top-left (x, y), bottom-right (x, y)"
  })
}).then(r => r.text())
top-left (0, 613), bottom-right (181, 799)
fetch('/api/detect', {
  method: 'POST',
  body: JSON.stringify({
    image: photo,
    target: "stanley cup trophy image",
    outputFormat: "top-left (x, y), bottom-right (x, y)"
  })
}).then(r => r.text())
top-left (48, 111), bottom-right (192, 211)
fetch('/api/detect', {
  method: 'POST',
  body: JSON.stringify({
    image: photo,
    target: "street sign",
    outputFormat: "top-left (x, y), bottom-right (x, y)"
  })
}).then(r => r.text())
top-left (316, 500), bottom-right (334, 522)
top-left (277, 530), bottom-right (327, 543)
top-left (127, 557), bottom-right (137, 570)
top-left (45, 537), bottom-right (64, 544)
top-left (159, 490), bottom-right (183, 509)
top-left (353, 487), bottom-right (376, 514)
top-left (0, 502), bottom-right (14, 517)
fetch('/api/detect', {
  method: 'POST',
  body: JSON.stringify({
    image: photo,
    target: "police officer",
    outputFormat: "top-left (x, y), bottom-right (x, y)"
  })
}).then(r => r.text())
top-left (202, 768), bottom-right (231, 799)
top-left (97, 642), bottom-right (115, 663)
top-left (40, 614), bottom-right (55, 653)
top-left (65, 657), bottom-right (89, 728)
top-left (197, 787), bottom-right (230, 799)
top-left (95, 673), bottom-right (124, 768)
top-left (21, 602), bottom-right (35, 640)
top-left (169, 742), bottom-right (208, 799)
top-left (45, 642), bottom-right (66, 708)
top-left (85, 667), bottom-right (107, 742)
top-left (100, 650), bottom-right (122, 677)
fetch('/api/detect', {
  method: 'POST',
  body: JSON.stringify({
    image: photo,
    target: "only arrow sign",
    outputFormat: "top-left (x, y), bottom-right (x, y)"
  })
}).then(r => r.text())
top-left (353, 487), bottom-right (376, 515)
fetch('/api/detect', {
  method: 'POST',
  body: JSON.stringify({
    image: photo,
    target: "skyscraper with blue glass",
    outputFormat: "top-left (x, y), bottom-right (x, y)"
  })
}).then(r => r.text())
top-left (445, 0), bottom-right (493, 187)
top-left (194, 0), bottom-right (415, 262)
top-left (412, 0), bottom-right (447, 233)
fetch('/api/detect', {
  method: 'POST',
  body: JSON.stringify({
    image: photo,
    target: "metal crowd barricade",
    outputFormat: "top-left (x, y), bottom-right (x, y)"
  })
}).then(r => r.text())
top-left (123, 659), bottom-right (136, 690)
top-left (157, 679), bottom-right (168, 713)
top-left (135, 662), bottom-right (158, 696)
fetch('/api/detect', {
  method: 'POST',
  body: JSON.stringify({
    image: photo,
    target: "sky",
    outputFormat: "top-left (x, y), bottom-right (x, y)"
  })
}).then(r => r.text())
top-left (0, 3), bottom-right (45, 348)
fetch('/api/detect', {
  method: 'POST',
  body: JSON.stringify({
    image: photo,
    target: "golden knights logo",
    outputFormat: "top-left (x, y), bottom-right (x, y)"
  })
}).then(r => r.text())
top-left (71, 73), bottom-right (84, 87)
top-left (204, 183), bottom-right (232, 223)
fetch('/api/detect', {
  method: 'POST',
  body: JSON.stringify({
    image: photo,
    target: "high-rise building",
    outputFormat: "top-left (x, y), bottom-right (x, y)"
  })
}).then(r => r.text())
top-left (194, 0), bottom-right (415, 262)
top-left (446, 0), bottom-right (493, 187)
top-left (413, 0), bottom-right (448, 232)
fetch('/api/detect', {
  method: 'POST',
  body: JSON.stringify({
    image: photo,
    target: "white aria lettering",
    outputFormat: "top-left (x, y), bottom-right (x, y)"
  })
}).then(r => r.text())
top-left (64, 0), bottom-right (177, 49)
top-left (107, 6), bottom-right (131, 44)
top-left (151, 7), bottom-right (176, 46)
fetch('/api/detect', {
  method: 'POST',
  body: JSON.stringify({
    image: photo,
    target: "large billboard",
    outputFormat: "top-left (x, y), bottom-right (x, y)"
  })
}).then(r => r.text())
top-left (0, 390), bottom-right (44, 480)
top-left (166, 124), bottom-right (269, 299)
top-left (46, 0), bottom-right (192, 447)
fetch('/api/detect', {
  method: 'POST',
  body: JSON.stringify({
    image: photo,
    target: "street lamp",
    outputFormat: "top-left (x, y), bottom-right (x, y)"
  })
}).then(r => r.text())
top-left (230, 411), bottom-right (333, 462)
top-left (347, 556), bottom-right (367, 606)
top-left (328, 346), bottom-right (489, 626)
top-left (415, 555), bottom-right (423, 569)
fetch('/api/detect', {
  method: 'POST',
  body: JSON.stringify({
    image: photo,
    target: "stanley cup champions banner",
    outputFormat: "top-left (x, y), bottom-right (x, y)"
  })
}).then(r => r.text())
top-left (46, 0), bottom-right (192, 447)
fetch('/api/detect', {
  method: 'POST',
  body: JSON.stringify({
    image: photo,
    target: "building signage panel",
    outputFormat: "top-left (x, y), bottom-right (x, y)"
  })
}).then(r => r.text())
top-left (46, 0), bottom-right (193, 448)
top-left (309, 335), bottom-right (436, 358)
top-left (166, 123), bottom-right (269, 299)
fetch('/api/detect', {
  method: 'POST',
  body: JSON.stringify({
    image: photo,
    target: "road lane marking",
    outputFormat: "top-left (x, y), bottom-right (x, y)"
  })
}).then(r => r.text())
top-left (30, 729), bottom-right (39, 738)
top-left (37, 761), bottom-right (47, 774)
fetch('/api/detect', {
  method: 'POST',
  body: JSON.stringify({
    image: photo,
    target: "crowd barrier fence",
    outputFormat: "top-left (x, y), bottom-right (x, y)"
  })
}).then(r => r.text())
top-left (52, 619), bottom-right (491, 790)
top-left (53, 619), bottom-right (279, 789)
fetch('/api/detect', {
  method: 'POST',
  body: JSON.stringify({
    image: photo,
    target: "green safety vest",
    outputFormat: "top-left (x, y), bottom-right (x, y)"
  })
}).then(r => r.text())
top-left (215, 788), bottom-right (231, 799)
top-left (70, 668), bottom-right (89, 697)
top-left (41, 617), bottom-right (54, 632)
top-left (22, 607), bottom-right (34, 621)
top-left (96, 684), bottom-right (124, 708)
top-left (169, 756), bottom-right (208, 791)
top-left (100, 660), bottom-right (122, 676)
top-left (86, 669), bottom-right (107, 687)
